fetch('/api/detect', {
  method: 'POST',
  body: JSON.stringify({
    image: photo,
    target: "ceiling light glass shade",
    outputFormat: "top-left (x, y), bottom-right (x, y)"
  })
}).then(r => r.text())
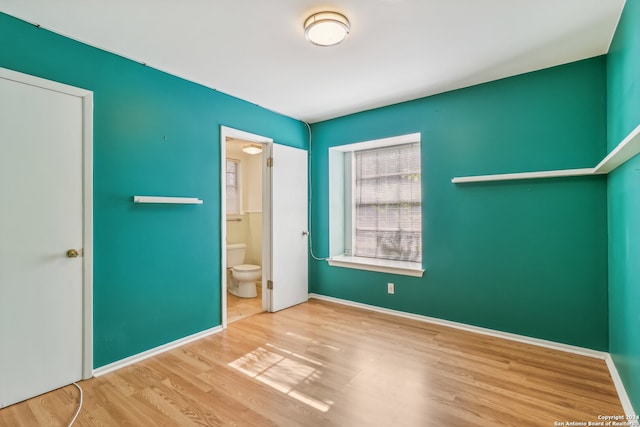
top-left (242, 144), bottom-right (262, 155)
top-left (304, 12), bottom-right (350, 47)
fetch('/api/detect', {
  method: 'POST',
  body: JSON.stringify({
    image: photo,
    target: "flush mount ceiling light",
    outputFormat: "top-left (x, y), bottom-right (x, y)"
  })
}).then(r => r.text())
top-left (242, 144), bottom-right (262, 155)
top-left (304, 11), bottom-right (350, 47)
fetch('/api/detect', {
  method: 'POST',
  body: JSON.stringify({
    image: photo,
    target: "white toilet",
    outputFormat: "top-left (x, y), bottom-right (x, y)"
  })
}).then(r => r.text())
top-left (227, 243), bottom-right (261, 298)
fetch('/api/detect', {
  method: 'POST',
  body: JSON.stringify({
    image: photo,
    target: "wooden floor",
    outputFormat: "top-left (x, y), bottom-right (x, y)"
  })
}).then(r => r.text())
top-left (227, 285), bottom-right (263, 324)
top-left (0, 299), bottom-right (624, 426)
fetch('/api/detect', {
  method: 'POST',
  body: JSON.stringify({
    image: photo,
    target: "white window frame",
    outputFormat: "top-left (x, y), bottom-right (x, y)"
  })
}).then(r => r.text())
top-left (226, 157), bottom-right (243, 217)
top-left (327, 133), bottom-right (424, 277)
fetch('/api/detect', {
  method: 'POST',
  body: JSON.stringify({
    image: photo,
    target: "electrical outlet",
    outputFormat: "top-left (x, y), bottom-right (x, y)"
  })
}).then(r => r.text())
top-left (387, 283), bottom-right (395, 294)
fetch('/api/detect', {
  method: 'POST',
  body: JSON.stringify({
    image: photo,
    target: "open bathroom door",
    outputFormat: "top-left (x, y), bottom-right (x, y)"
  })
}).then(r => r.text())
top-left (269, 143), bottom-right (309, 312)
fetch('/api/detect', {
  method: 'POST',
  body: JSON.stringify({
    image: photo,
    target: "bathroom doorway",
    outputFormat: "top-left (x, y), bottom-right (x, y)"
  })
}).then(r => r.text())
top-left (222, 130), bottom-right (269, 325)
top-left (220, 126), bottom-right (309, 328)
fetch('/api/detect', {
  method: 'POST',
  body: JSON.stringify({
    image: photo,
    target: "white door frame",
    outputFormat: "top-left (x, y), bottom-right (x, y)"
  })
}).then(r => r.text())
top-left (0, 67), bottom-right (93, 379)
top-left (220, 126), bottom-right (272, 329)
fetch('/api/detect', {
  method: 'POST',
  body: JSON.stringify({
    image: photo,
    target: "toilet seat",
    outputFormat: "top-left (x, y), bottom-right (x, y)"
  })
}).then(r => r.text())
top-left (232, 264), bottom-right (260, 273)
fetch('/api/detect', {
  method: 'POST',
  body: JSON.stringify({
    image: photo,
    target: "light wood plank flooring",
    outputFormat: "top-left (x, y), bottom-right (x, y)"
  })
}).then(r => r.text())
top-left (227, 285), bottom-right (263, 324)
top-left (0, 299), bottom-right (624, 426)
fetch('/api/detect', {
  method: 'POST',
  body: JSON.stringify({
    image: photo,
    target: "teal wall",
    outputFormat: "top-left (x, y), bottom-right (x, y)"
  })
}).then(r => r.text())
top-left (0, 13), bottom-right (307, 367)
top-left (607, 0), bottom-right (640, 413)
top-left (310, 57), bottom-right (609, 350)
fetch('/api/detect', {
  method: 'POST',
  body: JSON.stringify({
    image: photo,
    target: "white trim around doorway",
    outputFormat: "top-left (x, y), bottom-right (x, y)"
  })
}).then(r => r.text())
top-left (220, 126), bottom-right (272, 329)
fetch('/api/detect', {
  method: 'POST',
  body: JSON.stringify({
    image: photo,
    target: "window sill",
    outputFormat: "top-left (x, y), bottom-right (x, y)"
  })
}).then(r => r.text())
top-left (327, 255), bottom-right (424, 277)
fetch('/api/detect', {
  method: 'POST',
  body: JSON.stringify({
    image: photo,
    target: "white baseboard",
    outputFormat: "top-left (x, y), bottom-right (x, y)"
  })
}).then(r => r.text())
top-left (309, 293), bottom-right (636, 418)
top-left (309, 293), bottom-right (606, 358)
top-left (605, 354), bottom-right (638, 421)
top-left (93, 325), bottom-right (223, 377)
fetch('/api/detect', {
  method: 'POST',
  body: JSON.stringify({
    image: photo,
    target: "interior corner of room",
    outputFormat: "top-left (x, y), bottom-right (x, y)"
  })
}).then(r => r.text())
top-left (1, 0), bottom-right (639, 423)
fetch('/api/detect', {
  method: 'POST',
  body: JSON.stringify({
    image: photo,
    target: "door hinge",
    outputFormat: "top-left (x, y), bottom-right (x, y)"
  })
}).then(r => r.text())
top-left (267, 157), bottom-right (273, 168)
top-left (267, 280), bottom-right (273, 290)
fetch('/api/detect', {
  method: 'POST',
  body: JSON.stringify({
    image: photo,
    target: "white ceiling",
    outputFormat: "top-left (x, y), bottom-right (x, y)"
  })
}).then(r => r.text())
top-left (0, 0), bottom-right (625, 123)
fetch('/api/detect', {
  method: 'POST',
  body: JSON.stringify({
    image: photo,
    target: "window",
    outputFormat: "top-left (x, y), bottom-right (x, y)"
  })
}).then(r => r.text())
top-left (327, 133), bottom-right (424, 277)
top-left (353, 143), bottom-right (421, 262)
top-left (226, 158), bottom-right (242, 214)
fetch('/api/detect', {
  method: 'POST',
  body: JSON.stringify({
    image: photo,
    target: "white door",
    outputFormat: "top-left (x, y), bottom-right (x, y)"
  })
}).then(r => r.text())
top-left (269, 144), bottom-right (309, 312)
top-left (0, 70), bottom-right (89, 408)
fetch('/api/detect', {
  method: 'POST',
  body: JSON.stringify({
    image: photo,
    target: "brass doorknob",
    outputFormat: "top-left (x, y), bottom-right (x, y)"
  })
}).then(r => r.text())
top-left (66, 249), bottom-right (79, 258)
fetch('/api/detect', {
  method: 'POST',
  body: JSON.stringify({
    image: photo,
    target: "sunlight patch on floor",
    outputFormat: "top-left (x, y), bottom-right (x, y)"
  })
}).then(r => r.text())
top-left (228, 345), bottom-right (334, 412)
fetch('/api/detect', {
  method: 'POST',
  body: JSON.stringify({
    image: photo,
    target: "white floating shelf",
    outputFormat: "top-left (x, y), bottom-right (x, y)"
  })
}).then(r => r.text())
top-left (133, 196), bottom-right (203, 204)
top-left (452, 168), bottom-right (595, 184)
top-left (594, 124), bottom-right (640, 174)
top-left (453, 124), bottom-right (640, 184)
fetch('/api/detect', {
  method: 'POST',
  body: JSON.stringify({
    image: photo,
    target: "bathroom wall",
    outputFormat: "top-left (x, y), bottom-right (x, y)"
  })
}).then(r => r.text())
top-left (244, 151), bottom-right (263, 266)
top-left (226, 139), bottom-right (263, 266)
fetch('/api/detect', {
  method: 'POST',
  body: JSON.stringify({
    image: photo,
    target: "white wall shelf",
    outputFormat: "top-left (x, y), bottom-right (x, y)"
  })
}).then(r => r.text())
top-left (594, 124), bottom-right (640, 174)
top-left (133, 196), bottom-right (203, 204)
top-left (452, 124), bottom-right (640, 184)
top-left (452, 168), bottom-right (596, 184)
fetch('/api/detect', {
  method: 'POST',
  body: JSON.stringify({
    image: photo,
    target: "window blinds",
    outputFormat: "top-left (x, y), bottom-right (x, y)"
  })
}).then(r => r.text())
top-left (354, 142), bottom-right (421, 262)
